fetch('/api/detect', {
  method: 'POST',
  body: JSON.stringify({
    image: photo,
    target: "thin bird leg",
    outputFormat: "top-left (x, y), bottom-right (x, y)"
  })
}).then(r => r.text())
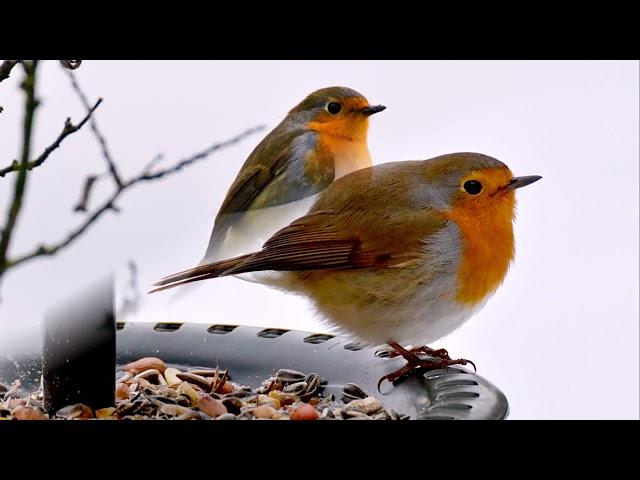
top-left (386, 341), bottom-right (422, 362)
top-left (386, 342), bottom-right (451, 361)
top-left (377, 341), bottom-right (477, 392)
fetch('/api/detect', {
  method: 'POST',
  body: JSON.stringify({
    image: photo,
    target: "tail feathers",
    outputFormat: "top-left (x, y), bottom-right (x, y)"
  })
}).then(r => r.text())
top-left (148, 253), bottom-right (252, 294)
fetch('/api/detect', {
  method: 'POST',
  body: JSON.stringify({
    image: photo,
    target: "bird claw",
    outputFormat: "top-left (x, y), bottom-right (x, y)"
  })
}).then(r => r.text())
top-left (377, 356), bottom-right (477, 393)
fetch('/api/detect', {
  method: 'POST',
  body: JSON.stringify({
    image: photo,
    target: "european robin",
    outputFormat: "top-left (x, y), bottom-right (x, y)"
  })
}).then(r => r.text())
top-left (202, 86), bottom-right (385, 263)
top-left (151, 153), bottom-right (541, 388)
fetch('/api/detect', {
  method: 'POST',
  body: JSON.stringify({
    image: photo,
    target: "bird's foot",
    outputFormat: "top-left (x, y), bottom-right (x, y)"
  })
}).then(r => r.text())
top-left (387, 345), bottom-right (451, 361)
top-left (377, 341), bottom-right (476, 392)
top-left (377, 357), bottom-right (476, 392)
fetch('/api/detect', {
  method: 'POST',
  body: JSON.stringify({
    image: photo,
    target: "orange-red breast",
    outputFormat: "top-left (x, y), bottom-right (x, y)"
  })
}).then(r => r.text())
top-left (152, 153), bottom-right (541, 387)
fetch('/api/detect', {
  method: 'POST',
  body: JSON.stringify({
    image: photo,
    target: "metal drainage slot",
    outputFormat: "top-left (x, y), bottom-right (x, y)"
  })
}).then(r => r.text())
top-left (374, 349), bottom-right (394, 358)
top-left (257, 328), bottom-right (289, 339)
top-left (422, 415), bottom-right (457, 420)
top-left (343, 342), bottom-right (366, 351)
top-left (207, 324), bottom-right (238, 335)
top-left (153, 323), bottom-right (182, 332)
top-left (303, 334), bottom-right (334, 344)
top-left (116, 322), bottom-right (126, 330)
top-left (430, 403), bottom-right (473, 410)
top-left (434, 379), bottom-right (479, 390)
top-left (435, 391), bottom-right (480, 401)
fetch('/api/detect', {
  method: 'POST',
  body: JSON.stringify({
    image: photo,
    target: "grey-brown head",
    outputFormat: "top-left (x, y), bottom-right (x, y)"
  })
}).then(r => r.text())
top-left (287, 86), bottom-right (386, 123)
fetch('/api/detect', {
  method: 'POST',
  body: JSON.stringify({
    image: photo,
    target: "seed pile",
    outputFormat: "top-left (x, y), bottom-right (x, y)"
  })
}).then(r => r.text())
top-left (0, 356), bottom-right (408, 420)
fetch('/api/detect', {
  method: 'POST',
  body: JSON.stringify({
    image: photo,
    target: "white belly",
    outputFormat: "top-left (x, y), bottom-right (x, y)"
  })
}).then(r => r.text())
top-left (274, 222), bottom-right (491, 347)
top-left (200, 194), bottom-right (319, 284)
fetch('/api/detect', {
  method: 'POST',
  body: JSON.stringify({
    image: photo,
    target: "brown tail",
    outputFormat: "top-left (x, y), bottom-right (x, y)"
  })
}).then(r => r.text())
top-left (148, 253), bottom-right (253, 294)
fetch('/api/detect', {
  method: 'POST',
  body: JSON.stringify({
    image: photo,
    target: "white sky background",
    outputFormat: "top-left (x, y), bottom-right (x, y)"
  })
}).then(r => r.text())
top-left (0, 60), bottom-right (637, 419)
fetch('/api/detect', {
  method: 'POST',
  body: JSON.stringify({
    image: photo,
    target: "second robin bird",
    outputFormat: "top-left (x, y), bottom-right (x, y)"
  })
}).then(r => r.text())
top-left (202, 86), bottom-right (385, 264)
top-left (152, 153), bottom-right (541, 388)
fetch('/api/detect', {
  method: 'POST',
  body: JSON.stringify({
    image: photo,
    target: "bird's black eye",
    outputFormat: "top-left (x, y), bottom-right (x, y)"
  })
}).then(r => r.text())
top-left (463, 180), bottom-right (483, 195)
top-left (327, 102), bottom-right (342, 114)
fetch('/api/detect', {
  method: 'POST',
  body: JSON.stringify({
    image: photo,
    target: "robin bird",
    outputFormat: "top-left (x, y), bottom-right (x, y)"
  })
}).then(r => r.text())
top-left (151, 153), bottom-right (541, 389)
top-left (202, 86), bottom-right (385, 264)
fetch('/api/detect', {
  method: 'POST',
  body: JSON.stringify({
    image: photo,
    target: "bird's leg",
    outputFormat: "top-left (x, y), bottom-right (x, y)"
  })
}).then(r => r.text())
top-left (377, 341), bottom-right (476, 392)
top-left (385, 342), bottom-right (451, 361)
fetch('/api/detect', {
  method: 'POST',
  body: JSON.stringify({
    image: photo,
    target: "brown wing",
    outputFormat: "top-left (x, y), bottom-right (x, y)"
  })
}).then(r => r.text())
top-left (152, 161), bottom-right (448, 293)
top-left (221, 207), bottom-right (447, 276)
top-left (221, 161), bottom-right (449, 275)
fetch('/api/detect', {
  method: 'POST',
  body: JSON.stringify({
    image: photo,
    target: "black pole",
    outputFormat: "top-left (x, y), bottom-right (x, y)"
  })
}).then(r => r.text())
top-left (42, 275), bottom-right (115, 415)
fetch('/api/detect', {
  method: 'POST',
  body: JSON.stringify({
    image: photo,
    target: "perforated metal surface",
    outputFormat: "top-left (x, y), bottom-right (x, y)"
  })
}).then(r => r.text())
top-left (1, 321), bottom-right (508, 420)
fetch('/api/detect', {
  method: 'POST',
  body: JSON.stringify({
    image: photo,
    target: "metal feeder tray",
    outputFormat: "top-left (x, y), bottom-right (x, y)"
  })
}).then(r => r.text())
top-left (1, 320), bottom-right (508, 420)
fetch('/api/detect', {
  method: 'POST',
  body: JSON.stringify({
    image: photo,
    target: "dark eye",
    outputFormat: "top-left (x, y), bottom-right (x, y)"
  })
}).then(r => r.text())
top-left (327, 102), bottom-right (342, 114)
top-left (463, 180), bottom-right (483, 195)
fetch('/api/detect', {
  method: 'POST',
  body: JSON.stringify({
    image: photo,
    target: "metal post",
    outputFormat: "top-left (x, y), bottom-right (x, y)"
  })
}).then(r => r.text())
top-left (42, 275), bottom-right (115, 414)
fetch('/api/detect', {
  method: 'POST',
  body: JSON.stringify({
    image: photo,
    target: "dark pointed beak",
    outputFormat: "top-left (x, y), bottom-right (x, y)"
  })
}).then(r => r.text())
top-left (360, 105), bottom-right (386, 116)
top-left (507, 175), bottom-right (542, 190)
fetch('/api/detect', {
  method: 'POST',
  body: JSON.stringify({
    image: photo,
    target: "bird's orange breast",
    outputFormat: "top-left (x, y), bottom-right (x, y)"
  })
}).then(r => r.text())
top-left (442, 187), bottom-right (516, 306)
top-left (307, 118), bottom-right (372, 179)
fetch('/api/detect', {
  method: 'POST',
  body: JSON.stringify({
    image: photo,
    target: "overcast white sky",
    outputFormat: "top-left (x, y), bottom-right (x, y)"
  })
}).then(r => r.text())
top-left (0, 60), bottom-right (638, 419)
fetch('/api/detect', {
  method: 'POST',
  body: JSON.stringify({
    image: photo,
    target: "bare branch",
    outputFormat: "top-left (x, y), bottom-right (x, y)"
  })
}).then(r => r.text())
top-left (141, 153), bottom-right (165, 176)
top-left (73, 174), bottom-right (101, 212)
top-left (4, 126), bottom-right (264, 272)
top-left (0, 61), bottom-right (39, 275)
top-left (0, 60), bottom-right (20, 83)
top-left (0, 99), bottom-right (102, 178)
top-left (7, 187), bottom-right (124, 268)
top-left (64, 69), bottom-right (123, 188)
top-left (136, 126), bottom-right (264, 182)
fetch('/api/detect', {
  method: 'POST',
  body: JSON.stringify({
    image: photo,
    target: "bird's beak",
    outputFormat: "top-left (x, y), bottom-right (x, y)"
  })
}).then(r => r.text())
top-left (360, 105), bottom-right (386, 116)
top-left (506, 175), bottom-right (542, 190)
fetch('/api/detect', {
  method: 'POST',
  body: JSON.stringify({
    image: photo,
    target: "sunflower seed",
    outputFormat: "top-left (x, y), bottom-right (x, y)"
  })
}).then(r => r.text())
top-left (283, 381), bottom-right (307, 394)
top-left (188, 368), bottom-right (227, 378)
top-left (342, 383), bottom-right (367, 403)
top-left (222, 389), bottom-right (255, 399)
top-left (276, 369), bottom-right (305, 383)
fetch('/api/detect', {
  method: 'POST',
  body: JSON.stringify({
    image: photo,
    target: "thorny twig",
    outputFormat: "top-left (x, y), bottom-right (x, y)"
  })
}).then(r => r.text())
top-left (0, 99), bottom-right (102, 178)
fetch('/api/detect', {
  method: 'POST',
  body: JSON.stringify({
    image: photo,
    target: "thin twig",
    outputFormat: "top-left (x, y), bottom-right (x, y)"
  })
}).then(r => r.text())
top-left (73, 174), bottom-right (101, 212)
top-left (0, 61), bottom-right (38, 276)
top-left (137, 126), bottom-right (264, 181)
top-left (141, 153), bottom-right (165, 176)
top-left (0, 99), bottom-right (102, 177)
top-left (4, 126), bottom-right (264, 272)
top-left (64, 69), bottom-right (123, 188)
top-left (0, 60), bottom-right (20, 83)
